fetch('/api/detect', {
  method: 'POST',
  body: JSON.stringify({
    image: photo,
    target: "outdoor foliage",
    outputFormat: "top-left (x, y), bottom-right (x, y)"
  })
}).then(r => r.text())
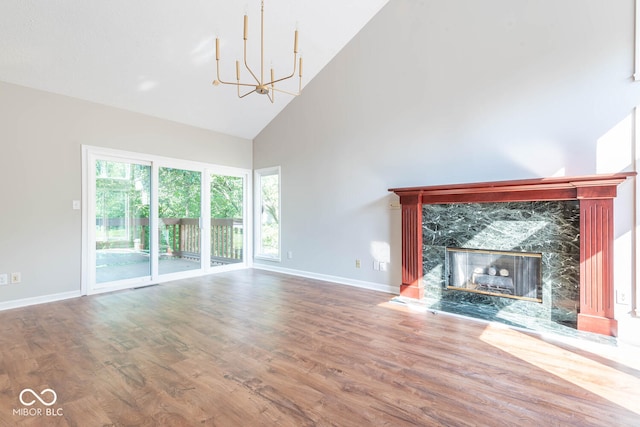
top-left (159, 167), bottom-right (201, 218)
top-left (96, 161), bottom-right (245, 245)
top-left (95, 161), bottom-right (150, 242)
top-left (259, 173), bottom-right (279, 256)
top-left (211, 175), bottom-right (243, 219)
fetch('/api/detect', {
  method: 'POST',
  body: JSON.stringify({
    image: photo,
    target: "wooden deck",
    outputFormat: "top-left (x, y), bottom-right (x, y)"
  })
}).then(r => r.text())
top-left (0, 269), bottom-right (638, 426)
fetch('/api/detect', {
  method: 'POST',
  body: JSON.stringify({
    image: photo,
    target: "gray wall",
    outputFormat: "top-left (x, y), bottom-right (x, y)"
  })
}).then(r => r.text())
top-left (0, 81), bottom-right (252, 305)
top-left (254, 0), bottom-right (640, 338)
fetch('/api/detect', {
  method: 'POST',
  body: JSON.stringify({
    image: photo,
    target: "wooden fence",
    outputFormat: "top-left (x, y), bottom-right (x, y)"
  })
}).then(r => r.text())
top-left (96, 217), bottom-right (243, 265)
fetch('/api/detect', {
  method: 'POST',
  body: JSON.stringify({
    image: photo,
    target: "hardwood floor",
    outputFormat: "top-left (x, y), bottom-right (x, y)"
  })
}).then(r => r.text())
top-left (0, 269), bottom-right (639, 426)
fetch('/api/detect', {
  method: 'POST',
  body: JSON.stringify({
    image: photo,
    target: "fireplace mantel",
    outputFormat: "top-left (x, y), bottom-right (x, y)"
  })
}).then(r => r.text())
top-left (389, 172), bottom-right (636, 336)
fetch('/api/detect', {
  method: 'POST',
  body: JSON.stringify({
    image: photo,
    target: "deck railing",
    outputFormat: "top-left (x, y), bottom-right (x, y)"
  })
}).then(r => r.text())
top-left (96, 217), bottom-right (243, 264)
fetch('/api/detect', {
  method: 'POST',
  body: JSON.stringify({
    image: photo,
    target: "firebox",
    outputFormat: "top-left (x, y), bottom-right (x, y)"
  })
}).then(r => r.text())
top-left (446, 248), bottom-right (542, 302)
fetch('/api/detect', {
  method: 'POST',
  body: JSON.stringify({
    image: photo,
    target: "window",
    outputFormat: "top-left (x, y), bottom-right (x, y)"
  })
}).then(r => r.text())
top-left (255, 166), bottom-right (281, 260)
top-left (633, 0), bottom-right (640, 81)
top-left (636, 0), bottom-right (640, 81)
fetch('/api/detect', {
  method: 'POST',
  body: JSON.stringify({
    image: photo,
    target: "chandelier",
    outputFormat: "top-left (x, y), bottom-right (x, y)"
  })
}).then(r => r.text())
top-left (213, 0), bottom-right (303, 103)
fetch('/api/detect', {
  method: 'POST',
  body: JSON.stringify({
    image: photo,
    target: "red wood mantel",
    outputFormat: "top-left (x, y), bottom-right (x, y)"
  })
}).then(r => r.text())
top-left (389, 172), bottom-right (636, 336)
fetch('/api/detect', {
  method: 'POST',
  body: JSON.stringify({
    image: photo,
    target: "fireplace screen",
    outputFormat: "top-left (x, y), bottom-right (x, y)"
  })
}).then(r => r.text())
top-left (446, 248), bottom-right (542, 302)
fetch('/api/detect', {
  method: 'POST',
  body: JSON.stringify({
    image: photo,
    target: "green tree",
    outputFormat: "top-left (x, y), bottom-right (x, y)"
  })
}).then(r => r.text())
top-left (210, 175), bottom-right (243, 219)
top-left (158, 167), bottom-right (201, 218)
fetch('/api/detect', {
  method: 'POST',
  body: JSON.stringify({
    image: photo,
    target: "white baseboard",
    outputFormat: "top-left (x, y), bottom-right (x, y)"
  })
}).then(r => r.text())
top-left (253, 264), bottom-right (397, 295)
top-left (0, 290), bottom-right (82, 312)
top-left (0, 266), bottom-right (396, 312)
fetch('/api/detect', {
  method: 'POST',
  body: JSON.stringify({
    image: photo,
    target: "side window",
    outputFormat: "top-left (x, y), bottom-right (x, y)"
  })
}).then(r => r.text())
top-left (636, 0), bottom-right (640, 81)
top-left (255, 166), bottom-right (281, 260)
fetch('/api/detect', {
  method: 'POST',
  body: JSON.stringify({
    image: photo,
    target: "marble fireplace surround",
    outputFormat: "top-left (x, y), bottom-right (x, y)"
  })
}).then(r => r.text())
top-left (389, 173), bottom-right (635, 337)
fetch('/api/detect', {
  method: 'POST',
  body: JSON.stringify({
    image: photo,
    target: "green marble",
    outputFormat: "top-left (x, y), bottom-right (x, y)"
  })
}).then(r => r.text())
top-left (422, 201), bottom-right (580, 328)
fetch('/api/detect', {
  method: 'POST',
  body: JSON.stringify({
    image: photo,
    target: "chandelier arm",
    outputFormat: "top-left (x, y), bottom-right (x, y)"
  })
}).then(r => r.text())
top-left (265, 53), bottom-right (298, 86)
top-left (215, 62), bottom-right (261, 89)
top-left (268, 73), bottom-right (296, 86)
top-left (228, 82), bottom-right (261, 88)
top-left (243, 40), bottom-right (261, 85)
top-left (216, 79), bottom-right (261, 89)
top-left (271, 86), bottom-right (301, 97)
top-left (215, 61), bottom-right (240, 86)
top-left (238, 87), bottom-right (258, 98)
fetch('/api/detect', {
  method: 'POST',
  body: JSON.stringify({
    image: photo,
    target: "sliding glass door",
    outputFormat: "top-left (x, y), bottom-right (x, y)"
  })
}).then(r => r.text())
top-left (84, 146), bottom-right (250, 295)
top-left (210, 173), bottom-right (245, 267)
top-left (94, 159), bottom-right (151, 284)
top-left (158, 167), bottom-right (202, 275)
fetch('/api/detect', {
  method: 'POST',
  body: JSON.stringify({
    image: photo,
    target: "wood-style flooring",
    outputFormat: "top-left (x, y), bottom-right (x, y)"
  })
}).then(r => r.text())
top-left (0, 269), bottom-right (639, 426)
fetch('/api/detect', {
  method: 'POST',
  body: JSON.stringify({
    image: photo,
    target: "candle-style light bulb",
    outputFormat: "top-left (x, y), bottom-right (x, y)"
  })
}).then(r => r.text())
top-left (299, 57), bottom-right (303, 78)
top-left (244, 14), bottom-right (248, 40)
top-left (271, 68), bottom-right (275, 86)
top-left (294, 30), bottom-right (298, 53)
top-left (236, 60), bottom-right (240, 80)
top-left (215, 38), bottom-right (220, 60)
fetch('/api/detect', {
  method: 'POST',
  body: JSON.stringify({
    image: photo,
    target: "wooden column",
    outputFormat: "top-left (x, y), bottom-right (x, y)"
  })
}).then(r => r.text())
top-left (578, 191), bottom-right (617, 336)
top-left (400, 194), bottom-right (424, 299)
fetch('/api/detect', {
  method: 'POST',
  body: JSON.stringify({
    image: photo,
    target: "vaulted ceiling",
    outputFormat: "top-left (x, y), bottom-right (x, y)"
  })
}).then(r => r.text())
top-left (0, 0), bottom-right (389, 139)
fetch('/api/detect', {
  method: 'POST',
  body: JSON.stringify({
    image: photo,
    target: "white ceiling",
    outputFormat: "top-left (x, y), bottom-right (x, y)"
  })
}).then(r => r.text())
top-left (0, 0), bottom-right (389, 140)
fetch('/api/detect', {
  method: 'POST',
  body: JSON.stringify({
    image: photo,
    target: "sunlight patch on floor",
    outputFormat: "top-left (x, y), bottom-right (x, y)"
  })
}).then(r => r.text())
top-left (378, 300), bottom-right (428, 314)
top-left (479, 325), bottom-right (640, 415)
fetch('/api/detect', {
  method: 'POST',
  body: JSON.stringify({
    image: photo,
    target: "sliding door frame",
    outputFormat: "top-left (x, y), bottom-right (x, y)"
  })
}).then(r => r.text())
top-left (81, 145), bottom-right (252, 295)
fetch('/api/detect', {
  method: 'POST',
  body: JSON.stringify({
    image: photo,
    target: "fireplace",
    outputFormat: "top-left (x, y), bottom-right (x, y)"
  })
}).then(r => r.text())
top-left (446, 248), bottom-right (542, 302)
top-left (422, 201), bottom-right (578, 326)
top-left (389, 172), bottom-right (636, 337)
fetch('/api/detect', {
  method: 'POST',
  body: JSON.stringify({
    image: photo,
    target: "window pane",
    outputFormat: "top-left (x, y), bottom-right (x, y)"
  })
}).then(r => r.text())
top-left (95, 160), bottom-right (151, 283)
top-left (158, 167), bottom-right (202, 275)
top-left (211, 174), bottom-right (244, 266)
top-left (258, 170), bottom-right (279, 258)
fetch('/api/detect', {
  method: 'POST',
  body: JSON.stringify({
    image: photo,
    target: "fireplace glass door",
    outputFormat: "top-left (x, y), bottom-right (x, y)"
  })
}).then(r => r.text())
top-left (446, 248), bottom-right (542, 302)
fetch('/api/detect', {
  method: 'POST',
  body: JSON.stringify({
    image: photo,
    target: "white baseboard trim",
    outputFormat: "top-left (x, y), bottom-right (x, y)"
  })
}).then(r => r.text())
top-left (0, 290), bottom-right (82, 312)
top-left (0, 266), bottom-right (396, 312)
top-left (253, 264), bottom-right (397, 295)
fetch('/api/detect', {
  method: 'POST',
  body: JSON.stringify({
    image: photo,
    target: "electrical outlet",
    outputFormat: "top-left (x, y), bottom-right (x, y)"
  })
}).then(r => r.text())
top-left (355, 259), bottom-right (361, 268)
top-left (616, 290), bottom-right (629, 305)
top-left (287, 251), bottom-right (293, 259)
top-left (0, 273), bottom-right (8, 285)
top-left (10, 272), bottom-right (21, 284)
top-left (373, 261), bottom-right (380, 271)
top-left (379, 262), bottom-right (388, 272)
